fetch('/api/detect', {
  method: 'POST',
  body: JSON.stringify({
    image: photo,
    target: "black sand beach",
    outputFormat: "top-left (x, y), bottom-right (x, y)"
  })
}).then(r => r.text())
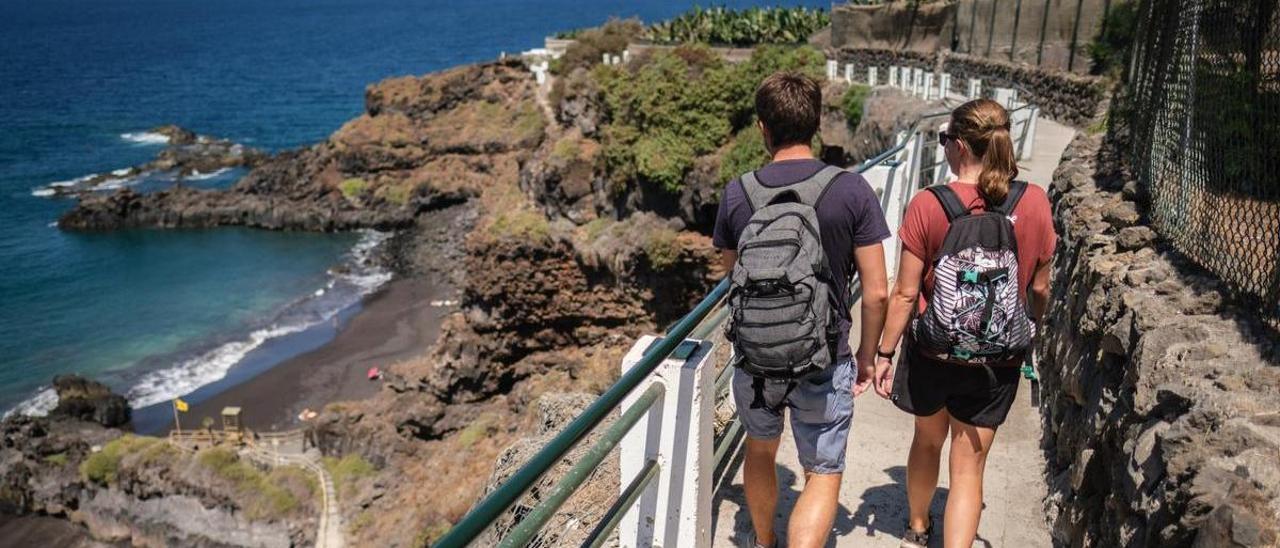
top-left (168, 276), bottom-right (452, 433)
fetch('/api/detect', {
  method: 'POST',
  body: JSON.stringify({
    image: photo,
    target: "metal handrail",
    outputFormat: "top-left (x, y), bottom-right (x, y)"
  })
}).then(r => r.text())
top-left (433, 278), bottom-right (731, 548)
top-left (497, 382), bottom-right (666, 547)
top-left (580, 458), bottom-right (660, 548)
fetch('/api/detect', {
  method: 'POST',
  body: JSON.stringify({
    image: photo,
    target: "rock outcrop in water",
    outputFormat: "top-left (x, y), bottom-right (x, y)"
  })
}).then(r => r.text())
top-left (38, 126), bottom-right (268, 198)
top-left (47, 375), bottom-right (130, 428)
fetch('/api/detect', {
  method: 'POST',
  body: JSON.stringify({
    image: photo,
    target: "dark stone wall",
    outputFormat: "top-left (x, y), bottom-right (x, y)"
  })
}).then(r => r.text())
top-left (830, 47), bottom-right (1110, 127)
top-left (831, 0), bottom-right (1109, 74)
top-left (1038, 132), bottom-right (1280, 547)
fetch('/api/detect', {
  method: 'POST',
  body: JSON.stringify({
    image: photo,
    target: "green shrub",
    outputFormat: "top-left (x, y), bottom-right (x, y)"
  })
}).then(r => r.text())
top-left (196, 448), bottom-right (303, 520)
top-left (718, 124), bottom-right (770, 187)
top-left (44, 453), bottom-right (68, 466)
top-left (551, 136), bottom-right (582, 163)
top-left (456, 417), bottom-right (495, 448)
top-left (643, 228), bottom-right (682, 270)
top-left (488, 210), bottom-right (551, 242)
top-left (644, 6), bottom-right (831, 46)
top-left (80, 435), bottom-right (163, 485)
top-left (595, 44), bottom-right (825, 193)
top-left (322, 455), bottom-right (376, 499)
top-left (339, 178), bottom-right (367, 199)
top-left (1088, 0), bottom-right (1139, 77)
top-left (378, 182), bottom-right (414, 206)
top-left (841, 84), bottom-right (871, 130)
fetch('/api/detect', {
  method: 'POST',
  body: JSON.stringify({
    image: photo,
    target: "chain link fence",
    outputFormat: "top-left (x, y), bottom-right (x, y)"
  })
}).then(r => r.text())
top-left (1125, 0), bottom-right (1280, 328)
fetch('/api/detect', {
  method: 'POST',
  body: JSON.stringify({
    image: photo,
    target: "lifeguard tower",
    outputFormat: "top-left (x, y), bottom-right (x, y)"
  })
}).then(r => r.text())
top-left (221, 406), bottom-right (243, 443)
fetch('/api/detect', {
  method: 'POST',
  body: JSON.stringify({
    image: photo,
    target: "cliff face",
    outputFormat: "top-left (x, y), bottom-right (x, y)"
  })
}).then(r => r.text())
top-left (1039, 133), bottom-right (1280, 547)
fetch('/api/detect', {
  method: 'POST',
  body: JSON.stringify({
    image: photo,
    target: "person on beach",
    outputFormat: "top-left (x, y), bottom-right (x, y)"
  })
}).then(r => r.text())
top-left (715, 71), bottom-right (890, 548)
top-left (872, 98), bottom-right (1055, 548)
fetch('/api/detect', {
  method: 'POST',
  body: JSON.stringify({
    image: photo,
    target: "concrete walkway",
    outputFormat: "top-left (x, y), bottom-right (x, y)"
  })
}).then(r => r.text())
top-left (710, 116), bottom-right (1075, 547)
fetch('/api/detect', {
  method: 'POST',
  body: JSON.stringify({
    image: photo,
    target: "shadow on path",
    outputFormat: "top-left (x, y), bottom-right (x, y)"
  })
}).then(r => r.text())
top-left (714, 462), bottom-right (857, 548)
top-left (848, 466), bottom-right (991, 548)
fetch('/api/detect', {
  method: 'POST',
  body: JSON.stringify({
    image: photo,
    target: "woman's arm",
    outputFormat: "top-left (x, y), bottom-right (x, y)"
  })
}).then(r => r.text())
top-left (872, 247), bottom-right (926, 398)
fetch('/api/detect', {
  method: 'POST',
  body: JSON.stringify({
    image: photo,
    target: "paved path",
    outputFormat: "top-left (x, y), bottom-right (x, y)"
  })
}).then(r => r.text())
top-left (710, 115), bottom-right (1075, 547)
top-left (241, 432), bottom-right (346, 548)
top-left (1018, 117), bottom-right (1077, 191)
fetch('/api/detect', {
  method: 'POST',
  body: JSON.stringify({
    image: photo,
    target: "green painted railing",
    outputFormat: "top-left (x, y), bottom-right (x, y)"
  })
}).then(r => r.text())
top-left (433, 278), bottom-right (731, 548)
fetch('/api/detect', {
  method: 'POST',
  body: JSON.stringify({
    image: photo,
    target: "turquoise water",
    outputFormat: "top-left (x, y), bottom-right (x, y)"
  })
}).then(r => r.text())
top-left (0, 0), bottom-right (827, 414)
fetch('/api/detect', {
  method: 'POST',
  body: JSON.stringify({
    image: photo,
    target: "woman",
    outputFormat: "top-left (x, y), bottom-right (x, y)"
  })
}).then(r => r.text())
top-left (872, 99), bottom-right (1056, 548)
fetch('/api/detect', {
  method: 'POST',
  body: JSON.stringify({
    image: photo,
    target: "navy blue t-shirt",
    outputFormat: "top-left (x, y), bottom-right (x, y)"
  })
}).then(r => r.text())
top-left (713, 159), bottom-right (890, 362)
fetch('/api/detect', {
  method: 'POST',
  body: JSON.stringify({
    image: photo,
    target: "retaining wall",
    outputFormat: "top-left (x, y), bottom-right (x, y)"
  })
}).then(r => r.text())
top-left (831, 47), bottom-right (1109, 127)
top-left (1038, 132), bottom-right (1280, 547)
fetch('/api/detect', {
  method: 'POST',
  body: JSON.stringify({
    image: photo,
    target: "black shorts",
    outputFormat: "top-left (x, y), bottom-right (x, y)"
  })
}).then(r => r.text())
top-left (890, 343), bottom-right (1021, 428)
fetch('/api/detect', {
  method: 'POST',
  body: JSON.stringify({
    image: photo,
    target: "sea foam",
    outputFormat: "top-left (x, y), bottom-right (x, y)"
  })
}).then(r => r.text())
top-left (121, 230), bottom-right (393, 410)
top-left (6, 230), bottom-right (394, 416)
top-left (3, 388), bottom-right (57, 419)
top-left (120, 131), bottom-right (171, 145)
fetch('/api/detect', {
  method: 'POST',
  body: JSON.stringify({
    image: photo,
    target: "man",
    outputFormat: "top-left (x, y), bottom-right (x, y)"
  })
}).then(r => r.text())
top-left (713, 71), bottom-right (890, 548)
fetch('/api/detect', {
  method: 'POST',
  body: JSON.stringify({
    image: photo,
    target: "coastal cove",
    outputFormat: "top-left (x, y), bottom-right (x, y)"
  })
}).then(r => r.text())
top-left (0, 0), bottom-right (825, 422)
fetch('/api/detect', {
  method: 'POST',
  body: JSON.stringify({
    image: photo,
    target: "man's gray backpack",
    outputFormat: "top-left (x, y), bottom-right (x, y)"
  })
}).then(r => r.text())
top-left (726, 166), bottom-right (843, 411)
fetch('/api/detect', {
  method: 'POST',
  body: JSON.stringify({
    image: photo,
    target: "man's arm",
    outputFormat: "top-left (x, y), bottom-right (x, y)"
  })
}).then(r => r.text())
top-left (720, 250), bottom-right (737, 273)
top-left (853, 242), bottom-right (888, 394)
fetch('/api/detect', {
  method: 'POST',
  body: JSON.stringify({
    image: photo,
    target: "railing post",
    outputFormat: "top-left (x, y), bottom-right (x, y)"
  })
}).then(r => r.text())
top-left (913, 67), bottom-right (924, 97)
top-left (940, 72), bottom-right (952, 99)
top-left (968, 78), bottom-right (982, 99)
top-left (826, 59), bottom-right (839, 80)
top-left (923, 72), bottom-right (935, 101)
top-left (619, 336), bottom-right (715, 548)
top-left (888, 66), bottom-right (899, 88)
top-left (868, 66), bottom-right (878, 86)
top-left (935, 122), bottom-right (954, 185)
top-left (994, 87), bottom-right (1017, 109)
top-left (844, 63), bottom-right (854, 84)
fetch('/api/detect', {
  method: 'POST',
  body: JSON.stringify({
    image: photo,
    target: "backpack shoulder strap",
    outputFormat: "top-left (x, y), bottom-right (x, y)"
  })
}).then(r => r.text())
top-left (994, 180), bottom-right (1029, 215)
top-left (740, 165), bottom-right (844, 211)
top-left (792, 165), bottom-right (843, 208)
top-left (740, 171), bottom-right (766, 213)
top-left (925, 185), bottom-right (969, 222)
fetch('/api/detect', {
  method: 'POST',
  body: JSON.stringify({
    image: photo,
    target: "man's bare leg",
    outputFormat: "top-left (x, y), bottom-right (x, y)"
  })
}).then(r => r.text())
top-left (787, 471), bottom-right (843, 548)
top-left (743, 436), bottom-right (782, 546)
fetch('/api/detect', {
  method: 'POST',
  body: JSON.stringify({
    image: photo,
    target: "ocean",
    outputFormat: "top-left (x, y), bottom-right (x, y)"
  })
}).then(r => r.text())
top-left (0, 0), bottom-right (827, 416)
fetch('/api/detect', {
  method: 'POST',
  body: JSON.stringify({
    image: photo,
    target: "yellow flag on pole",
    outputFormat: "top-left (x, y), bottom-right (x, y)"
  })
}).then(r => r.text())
top-left (174, 398), bottom-right (189, 412)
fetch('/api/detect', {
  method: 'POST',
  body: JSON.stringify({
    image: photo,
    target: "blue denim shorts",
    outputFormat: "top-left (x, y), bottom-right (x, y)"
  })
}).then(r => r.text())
top-left (732, 359), bottom-right (855, 474)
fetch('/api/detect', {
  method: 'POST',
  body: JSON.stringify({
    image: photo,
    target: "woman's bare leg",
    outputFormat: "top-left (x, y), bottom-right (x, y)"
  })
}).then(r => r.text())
top-left (906, 410), bottom-right (951, 533)
top-left (943, 418), bottom-right (997, 547)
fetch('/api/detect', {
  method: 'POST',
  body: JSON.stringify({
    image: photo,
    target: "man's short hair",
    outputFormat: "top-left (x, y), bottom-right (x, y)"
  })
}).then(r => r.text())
top-left (754, 71), bottom-right (821, 149)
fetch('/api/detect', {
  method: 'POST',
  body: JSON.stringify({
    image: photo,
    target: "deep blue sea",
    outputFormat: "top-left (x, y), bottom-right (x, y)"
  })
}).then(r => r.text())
top-left (0, 0), bottom-right (827, 416)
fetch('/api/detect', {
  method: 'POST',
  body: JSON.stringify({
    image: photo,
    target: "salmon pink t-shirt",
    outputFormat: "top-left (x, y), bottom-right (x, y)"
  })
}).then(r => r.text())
top-left (899, 181), bottom-right (1056, 315)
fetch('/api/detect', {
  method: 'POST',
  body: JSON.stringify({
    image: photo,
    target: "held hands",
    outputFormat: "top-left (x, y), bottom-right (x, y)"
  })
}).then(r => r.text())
top-left (873, 355), bottom-right (894, 399)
